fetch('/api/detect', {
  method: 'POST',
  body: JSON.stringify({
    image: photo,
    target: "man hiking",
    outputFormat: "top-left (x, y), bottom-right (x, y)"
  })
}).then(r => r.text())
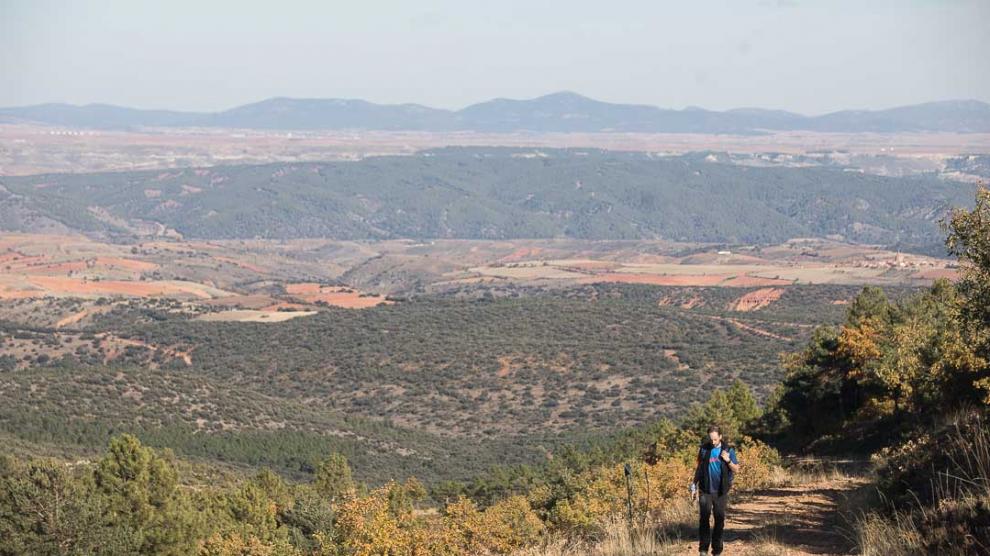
top-left (691, 424), bottom-right (740, 555)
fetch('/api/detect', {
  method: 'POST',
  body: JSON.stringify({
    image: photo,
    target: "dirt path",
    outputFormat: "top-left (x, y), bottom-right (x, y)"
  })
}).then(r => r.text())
top-left (678, 471), bottom-right (869, 555)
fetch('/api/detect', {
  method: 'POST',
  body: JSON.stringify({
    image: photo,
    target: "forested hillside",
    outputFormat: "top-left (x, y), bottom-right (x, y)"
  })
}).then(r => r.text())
top-left (1, 184), bottom-right (986, 554)
top-left (0, 149), bottom-right (975, 255)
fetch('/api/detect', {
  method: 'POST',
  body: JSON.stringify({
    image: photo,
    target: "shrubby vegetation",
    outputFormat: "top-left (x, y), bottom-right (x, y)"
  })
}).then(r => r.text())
top-left (2, 283), bottom-right (818, 485)
top-left (0, 363), bottom-right (577, 485)
top-left (0, 286), bottom-right (812, 445)
top-left (118, 293), bottom-right (796, 432)
top-left (1, 380), bottom-right (780, 555)
top-left (760, 187), bottom-right (990, 553)
top-left (3, 276), bottom-right (882, 522)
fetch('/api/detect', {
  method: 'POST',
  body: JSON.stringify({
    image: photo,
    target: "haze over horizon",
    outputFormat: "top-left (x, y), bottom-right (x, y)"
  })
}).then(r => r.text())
top-left (3, 0), bottom-right (989, 115)
top-left (3, 90), bottom-right (990, 117)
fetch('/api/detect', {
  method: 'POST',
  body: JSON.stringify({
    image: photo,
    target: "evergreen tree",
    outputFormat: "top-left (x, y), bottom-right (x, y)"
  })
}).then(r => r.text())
top-left (945, 186), bottom-right (990, 402)
top-left (313, 453), bottom-right (355, 504)
top-left (93, 434), bottom-right (200, 555)
top-left (0, 456), bottom-right (103, 556)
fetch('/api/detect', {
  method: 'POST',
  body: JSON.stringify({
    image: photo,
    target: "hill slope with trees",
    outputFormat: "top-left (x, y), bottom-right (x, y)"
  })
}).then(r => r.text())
top-left (1, 149), bottom-right (974, 255)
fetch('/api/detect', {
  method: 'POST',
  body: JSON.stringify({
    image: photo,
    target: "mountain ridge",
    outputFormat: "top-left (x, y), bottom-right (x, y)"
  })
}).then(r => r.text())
top-left (2, 92), bottom-right (988, 133)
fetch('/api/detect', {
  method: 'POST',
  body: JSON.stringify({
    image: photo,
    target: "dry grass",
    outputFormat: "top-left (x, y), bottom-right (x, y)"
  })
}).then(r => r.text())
top-left (854, 511), bottom-right (924, 556)
top-left (855, 487), bottom-right (990, 555)
top-left (512, 522), bottom-right (675, 556)
top-left (514, 516), bottom-right (798, 556)
top-left (853, 413), bottom-right (990, 555)
top-left (513, 499), bottom-right (695, 556)
top-left (772, 456), bottom-right (857, 488)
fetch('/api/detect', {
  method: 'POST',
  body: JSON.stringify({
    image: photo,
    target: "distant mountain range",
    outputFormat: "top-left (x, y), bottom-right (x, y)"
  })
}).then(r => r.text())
top-left (2, 92), bottom-right (989, 133)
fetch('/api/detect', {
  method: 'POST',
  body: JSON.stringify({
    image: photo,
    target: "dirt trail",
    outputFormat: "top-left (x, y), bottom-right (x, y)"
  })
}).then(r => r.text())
top-left (679, 468), bottom-right (869, 555)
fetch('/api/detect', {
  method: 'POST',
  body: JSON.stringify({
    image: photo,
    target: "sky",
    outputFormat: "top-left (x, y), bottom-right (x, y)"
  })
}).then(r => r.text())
top-left (2, 0), bottom-right (988, 115)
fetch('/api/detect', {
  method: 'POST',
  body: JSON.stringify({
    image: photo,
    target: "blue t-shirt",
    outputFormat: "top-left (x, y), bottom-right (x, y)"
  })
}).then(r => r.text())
top-left (707, 444), bottom-right (737, 494)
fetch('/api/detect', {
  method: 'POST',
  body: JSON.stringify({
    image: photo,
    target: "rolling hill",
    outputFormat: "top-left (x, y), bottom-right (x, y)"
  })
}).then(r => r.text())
top-left (0, 148), bottom-right (976, 255)
top-left (0, 282), bottom-right (862, 482)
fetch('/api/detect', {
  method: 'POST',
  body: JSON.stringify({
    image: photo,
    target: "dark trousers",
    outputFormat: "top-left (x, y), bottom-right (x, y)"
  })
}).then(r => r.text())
top-left (698, 492), bottom-right (729, 554)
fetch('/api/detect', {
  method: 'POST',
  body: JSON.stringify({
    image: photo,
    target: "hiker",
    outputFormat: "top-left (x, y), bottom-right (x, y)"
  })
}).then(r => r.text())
top-left (690, 424), bottom-right (740, 556)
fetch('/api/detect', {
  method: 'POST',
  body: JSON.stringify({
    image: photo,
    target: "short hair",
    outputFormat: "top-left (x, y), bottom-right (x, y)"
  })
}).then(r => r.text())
top-left (707, 424), bottom-right (721, 434)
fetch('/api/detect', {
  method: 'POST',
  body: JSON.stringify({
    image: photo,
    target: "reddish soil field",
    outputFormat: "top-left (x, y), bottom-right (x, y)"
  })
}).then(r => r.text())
top-left (2, 254), bottom-right (157, 274)
top-left (302, 290), bottom-right (390, 309)
top-left (25, 276), bottom-right (218, 299)
top-left (19, 261), bottom-right (90, 274)
top-left (94, 257), bottom-right (159, 272)
top-left (285, 283), bottom-right (323, 295)
top-left (285, 283), bottom-right (391, 308)
top-left (729, 287), bottom-right (785, 311)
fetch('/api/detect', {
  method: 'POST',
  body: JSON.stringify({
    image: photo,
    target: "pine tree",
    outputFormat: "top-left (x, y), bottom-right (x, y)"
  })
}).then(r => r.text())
top-left (93, 434), bottom-right (199, 555)
top-left (0, 456), bottom-right (103, 556)
top-left (313, 453), bottom-right (356, 504)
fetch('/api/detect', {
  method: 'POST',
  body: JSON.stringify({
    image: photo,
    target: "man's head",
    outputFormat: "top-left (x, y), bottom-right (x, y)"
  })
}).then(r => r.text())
top-left (707, 424), bottom-right (722, 446)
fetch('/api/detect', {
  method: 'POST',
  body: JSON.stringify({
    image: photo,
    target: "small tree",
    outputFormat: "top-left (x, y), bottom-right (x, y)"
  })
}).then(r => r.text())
top-left (313, 453), bottom-right (355, 504)
top-left (944, 186), bottom-right (990, 402)
top-left (726, 379), bottom-right (762, 432)
top-left (93, 434), bottom-right (199, 555)
top-left (0, 456), bottom-right (104, 555)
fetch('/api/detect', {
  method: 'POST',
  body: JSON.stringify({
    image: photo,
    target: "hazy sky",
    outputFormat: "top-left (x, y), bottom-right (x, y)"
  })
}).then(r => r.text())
top-left (2, 0), bottom-right (988, 114)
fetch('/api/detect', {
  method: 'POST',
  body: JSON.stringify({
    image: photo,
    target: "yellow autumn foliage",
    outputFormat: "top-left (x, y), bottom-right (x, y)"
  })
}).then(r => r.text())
top-left (726, 440), bottom-right (780, 492)
top-left (200, 532), bottom-right (302, 556)
top-left (329, 483), bottom-right (411, 556)
top-left (444, 495), bottom-right (544, 554)
top-left (327, 484), bottom-right (544, 556)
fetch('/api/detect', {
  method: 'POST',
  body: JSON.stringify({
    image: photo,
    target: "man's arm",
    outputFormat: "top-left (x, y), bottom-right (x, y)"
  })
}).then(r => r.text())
top-left (720, 448), bottom-right (741, 472)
